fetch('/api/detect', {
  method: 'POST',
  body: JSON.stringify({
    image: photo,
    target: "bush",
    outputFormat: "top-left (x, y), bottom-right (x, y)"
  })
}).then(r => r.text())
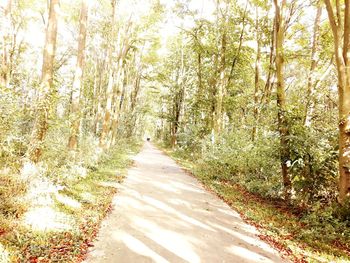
top-left (192, 131), bottom-right (283, 197)
top-left (287, 112), bottom-right (338, 204)
top-left (169, 118), bottom-right (339, 205)
top-left (0, 171), bottom-right (27, 230)
top-left (40, 126), bottom-right (103, 183)
top-left (300, 202), bottom-right (350, 247)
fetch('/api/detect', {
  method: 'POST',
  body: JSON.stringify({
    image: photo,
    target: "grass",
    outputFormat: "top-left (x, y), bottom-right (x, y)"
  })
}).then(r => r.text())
top-left (159, 143), bottom-right (350, 263)
top-left (0, 172), bottom-right (27, 241)
top-left (0, 140), bottom-right (141, 263)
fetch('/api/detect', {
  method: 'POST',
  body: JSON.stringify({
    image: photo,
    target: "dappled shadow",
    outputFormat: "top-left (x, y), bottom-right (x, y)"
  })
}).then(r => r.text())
top-left (84, 143), bottom-right (287, 263)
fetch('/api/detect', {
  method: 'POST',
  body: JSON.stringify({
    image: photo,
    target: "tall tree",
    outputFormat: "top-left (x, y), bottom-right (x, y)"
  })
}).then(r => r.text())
top-left (109, 18), bottom-right (133, 147)
top-left (213, 3), bottom-right (228, 138)
top-left (1, 0), bottom-right (12, 88)
top-left (171, 42), bottom-right (186, 147)
top-left (274, 0), bottom-right (292, 200)
top-left (304, 4), bottom-right (322, 127)
top-left (252, 5), bottom-right (262, 141)
top-left (324, 0), bottom-right (350, 203)
top-left (68, 0), bottom-right (89, 150)
top-left (27, 0), bottom-right (60, 163)
top-left (99, 0), bottom-right (117, 149)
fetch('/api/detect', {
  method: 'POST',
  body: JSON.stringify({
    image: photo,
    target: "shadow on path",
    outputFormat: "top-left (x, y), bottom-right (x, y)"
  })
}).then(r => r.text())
top-left (84, 143), bottom-right (287, 263)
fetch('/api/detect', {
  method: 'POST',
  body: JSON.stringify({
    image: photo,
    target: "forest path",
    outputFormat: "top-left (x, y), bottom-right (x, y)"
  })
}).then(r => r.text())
top-left (84, 143), bottom-right (287, 263)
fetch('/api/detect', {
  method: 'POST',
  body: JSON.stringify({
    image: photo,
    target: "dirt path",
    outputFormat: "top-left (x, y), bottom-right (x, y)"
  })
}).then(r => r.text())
top-left (84, 143), bottom-right (287, 263)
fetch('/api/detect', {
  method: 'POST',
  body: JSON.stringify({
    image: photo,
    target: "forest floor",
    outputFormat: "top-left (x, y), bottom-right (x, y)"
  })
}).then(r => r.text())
top-left (84, 142), bottom-right (286, 263)
top-left (0, 141), bottom-right (141, 262)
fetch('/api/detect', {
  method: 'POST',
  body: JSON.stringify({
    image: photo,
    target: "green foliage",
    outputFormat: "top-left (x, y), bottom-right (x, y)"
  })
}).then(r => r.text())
top-left (156, 0), bottom-right (339, 205)
top-left (300, 203), bottom-right (350, 245)
top-left (174, 131), bottom-right (283, 197)
top-left (40, 126), bottom-right (102, 183)
top-left (0, 88), bottom-right (30, 169)
top-left (0, 173), bottom-right (27, 221)
top-left (163, 146), bottom-right (350, 262)
top-left (0, 140), bottom-right (141, 262)
top-left (287, 109), bottom-right (338, 204)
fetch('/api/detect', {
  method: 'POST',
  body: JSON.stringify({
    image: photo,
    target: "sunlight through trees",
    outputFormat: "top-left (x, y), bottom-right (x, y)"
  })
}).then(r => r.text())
top-left (0, 0), bottom-right (350, 261)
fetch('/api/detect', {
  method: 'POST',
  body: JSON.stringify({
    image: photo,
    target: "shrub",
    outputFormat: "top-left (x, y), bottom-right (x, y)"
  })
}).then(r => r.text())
top-left (193, 130), bottom-right (283, 197)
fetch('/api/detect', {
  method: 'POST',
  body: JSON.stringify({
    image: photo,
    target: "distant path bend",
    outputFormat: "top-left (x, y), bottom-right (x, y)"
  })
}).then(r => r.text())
top-left (84, 142), bottom-right (287, 263)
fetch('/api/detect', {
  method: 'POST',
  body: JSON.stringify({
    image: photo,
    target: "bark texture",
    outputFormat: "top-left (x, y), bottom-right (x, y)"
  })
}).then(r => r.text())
top-left (1, 0), bottom-right (12, 88)
top-left (100, 0), bottom-right (117, 149)
top-left (304, 5), bottom-right (322, 127)
top-left (68, 0), bottom-right (89, 150)
top-left (324, 0), bottom-right (350, 203)
top-left (274, 0), bottom-right (292, 201)
top-left (28, 0), bottom-right (59, 163)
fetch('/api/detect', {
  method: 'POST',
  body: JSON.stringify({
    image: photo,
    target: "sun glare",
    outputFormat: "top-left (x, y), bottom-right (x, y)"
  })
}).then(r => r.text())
top-left (0, 243), bottom-right (10, 263)
top-left (23, 207), bottom-right (75, 232)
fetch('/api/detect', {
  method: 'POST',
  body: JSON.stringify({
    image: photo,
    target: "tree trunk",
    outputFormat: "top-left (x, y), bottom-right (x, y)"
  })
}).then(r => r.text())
top-left (324, 0), bottom-right (350, 203)
top-left (226, 2), bottom-right (248, 87)
top-left (99, 0), bottom-right (117, 149)
top-left (213, 29), bottom-right (227, 138)
top-left (27, 0), bottom-right (59, 163)
top-left (171, 90), bottom-right (184, 148)
top-left (68, 0), bottom-right (89, 150)
top-left (262, 10), bottom-right (277, 105)
top-left (252, 6), bottom-right (261, 141)
top-left (274, 0), bottom-right (292, 201)
top-left (126, 49), bottom-right (143, 137)
top-left (212, 1), bottom-right (231, 140)
top-left (93, 56), bottom-right (105, 136)
top-left (304, 4), bottom-right (322, 127)
top-left (1, 0), bottom-right (12, 88)
top-left (108, 22), bottom-right (133, 146)
top-left (109, 62), bottom-right (124, 146)
top-left (195, 51), bottom-right (203, 126)
top-left (171, 47), bottom-right (185, 148)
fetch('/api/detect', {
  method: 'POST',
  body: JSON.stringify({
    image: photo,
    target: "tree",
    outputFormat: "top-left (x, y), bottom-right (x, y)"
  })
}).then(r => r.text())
top-left (274, 0), bottom-right (292, 200)
top-left (27, 0), bottom-right (60, 163)
top-left (108, 18), bottom-right (133, 147)
top-left (324, 0), bottom-right (350, 203)
top-left (304, 4), bottom-right (322, 127)
top-left (99, 0), bottom-right (117, 149)
top-left (1, 0), bottom-right (12, 88)
top-left (68, 0), bottom-right (89, 150)
top-left (213, 1), bottom-right (229, 139)
top-left (252, 4), bottom-right (262, 141)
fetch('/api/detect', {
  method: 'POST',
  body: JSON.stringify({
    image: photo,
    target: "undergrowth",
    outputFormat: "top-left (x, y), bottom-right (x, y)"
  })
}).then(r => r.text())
top-left (0, 140), bottom-right (141, 263)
